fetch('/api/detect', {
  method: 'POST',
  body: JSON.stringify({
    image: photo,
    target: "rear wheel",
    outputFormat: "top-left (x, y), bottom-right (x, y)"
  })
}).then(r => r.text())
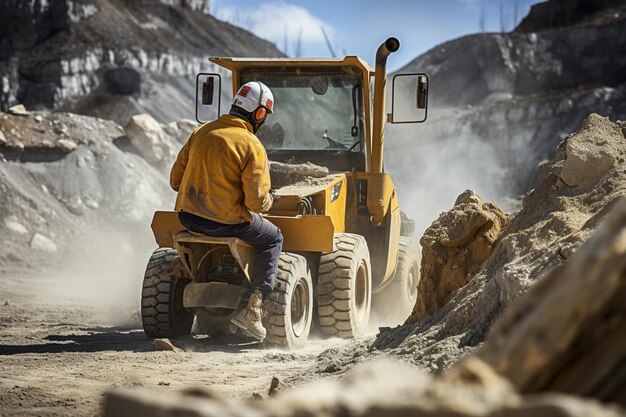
top-left (374, 237), bottom-right (421, 325)
top-left (141, 248), bottom-right (194, 338)
top-left (264, 253), bottom-right (313, 349)
top-left (317, 233), bottom-right (372, 338)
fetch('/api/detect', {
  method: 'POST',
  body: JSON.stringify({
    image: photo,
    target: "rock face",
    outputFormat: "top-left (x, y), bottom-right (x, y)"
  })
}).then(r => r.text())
top-left (516, 0), bottom-right (626, 33)
top-left (0, 0), bottom-right (282, 124)
top-left (388, 1), bottom-right (626, 217)
top-left (409, 190), bottom-right (509, 323)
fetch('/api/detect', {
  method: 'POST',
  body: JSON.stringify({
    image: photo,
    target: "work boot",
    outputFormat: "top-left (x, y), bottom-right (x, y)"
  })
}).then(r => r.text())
top-left (230, 290), bottom-right (266, 342)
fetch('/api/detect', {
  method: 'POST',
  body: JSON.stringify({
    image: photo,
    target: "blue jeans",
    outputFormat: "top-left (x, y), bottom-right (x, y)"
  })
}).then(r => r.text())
top-left (178, 211), bottom-right (283, 308)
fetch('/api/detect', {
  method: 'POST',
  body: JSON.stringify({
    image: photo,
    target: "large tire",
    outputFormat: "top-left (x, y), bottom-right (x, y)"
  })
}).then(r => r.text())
top-left (264, 253), bottom-right (313, 350)
top-left (317, 233), bottom-right (372, 338)
top-left (374, 237), bottom-right (421, 325)
top-left (141, 248), bottom-right (194, 338)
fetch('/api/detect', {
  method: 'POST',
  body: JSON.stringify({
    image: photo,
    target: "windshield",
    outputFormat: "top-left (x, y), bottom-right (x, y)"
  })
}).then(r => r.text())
top-left (240, 67), bottom-right (365, 152)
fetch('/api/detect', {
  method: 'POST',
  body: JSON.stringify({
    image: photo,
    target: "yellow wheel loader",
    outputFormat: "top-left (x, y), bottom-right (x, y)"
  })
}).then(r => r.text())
top-left (141, 37), bottom-right (429, 350)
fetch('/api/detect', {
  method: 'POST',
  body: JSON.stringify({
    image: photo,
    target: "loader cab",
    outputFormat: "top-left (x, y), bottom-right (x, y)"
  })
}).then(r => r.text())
top-left (204, 57), bottom-right (375, 173)
top-left (244, 66), bottom-right (367, 172)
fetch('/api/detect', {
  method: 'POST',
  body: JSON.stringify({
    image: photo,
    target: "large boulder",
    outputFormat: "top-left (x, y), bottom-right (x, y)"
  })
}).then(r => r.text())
top-left (408, 190), bottom-right (509, 323)
top-left (557, 113), bottom-right (622, 187)
top-left (125, 114), bottom-right (171, 164)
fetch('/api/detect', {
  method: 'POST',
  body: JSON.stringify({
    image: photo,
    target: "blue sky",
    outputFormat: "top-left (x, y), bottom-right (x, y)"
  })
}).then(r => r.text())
top-left (211, 0), bottom-right (545, 71)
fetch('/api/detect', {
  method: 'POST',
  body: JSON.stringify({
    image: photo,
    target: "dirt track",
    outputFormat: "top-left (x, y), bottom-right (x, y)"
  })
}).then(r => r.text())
top-left (0, 267), bottom-right (350, 417)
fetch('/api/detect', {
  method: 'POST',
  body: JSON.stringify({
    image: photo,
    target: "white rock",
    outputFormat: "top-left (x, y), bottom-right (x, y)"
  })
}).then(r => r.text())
top-left (64, 196), bottom-right (86, 215)
top-left (30, 233), bottom-right (58, 252)
top-left (56, 139), bottom-right (78, 152)
top-left (175, 119), bottom-right (198, 142)
top-left (164, 121), bottom-right (179, 136)
top-left (125, 114), bottom-right (168, 163)
top-left (4, 219), bottom-right (28, 235)
top-left (0, 130), bottom-right (6, 144)
top-left (8, 104), bottom-right (29, 116)
top-left (84, 197), bottom-right (100, 209)
top-left (34, 114), bottom-right (43, 123)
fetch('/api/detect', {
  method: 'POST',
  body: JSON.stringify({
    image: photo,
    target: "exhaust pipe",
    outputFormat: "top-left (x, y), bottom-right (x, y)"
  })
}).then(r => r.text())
top-left (371, 37), bottom-right (399, 174)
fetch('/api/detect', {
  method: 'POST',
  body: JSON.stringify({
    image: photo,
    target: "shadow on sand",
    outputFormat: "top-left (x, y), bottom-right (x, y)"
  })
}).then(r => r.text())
top-left (0, 326), bottom-right (262, 355)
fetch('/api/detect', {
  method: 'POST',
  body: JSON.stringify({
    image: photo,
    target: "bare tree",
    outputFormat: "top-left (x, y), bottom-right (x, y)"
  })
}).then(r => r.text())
top-left (283, 26), bottom-right (289, 56)
top-left (321, 26), bottom-right (336, 58)
top-left (513, 0), bottom-right (519, 27)
top-left (479, 3), bottom-right (486, 32)
top-left (293, 27), bottom-right (303, 58)
top-left (499, 2), bottom-right (506, 32)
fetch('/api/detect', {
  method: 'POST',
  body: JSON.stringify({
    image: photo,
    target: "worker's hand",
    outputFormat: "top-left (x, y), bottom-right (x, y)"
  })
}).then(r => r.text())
top-left (270, 192), bottom-right (281, 203)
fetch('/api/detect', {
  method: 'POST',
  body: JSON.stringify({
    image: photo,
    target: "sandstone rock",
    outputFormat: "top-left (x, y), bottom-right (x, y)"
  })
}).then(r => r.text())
top-left (558, 113), bottom-right (620, 187)
top-left (125, 114), bottom-right (168, 164)
top-left (8, 104), bottom-right (28, 116)
top-left (153, 338), bottom-right (182, 352)
top-left (56, 139), bottom-right (78, 153)
top-left (408, 190), bottom-right (509, 323)
top-left (618, 120), bottom-right (626, 138)
top-left (474, 197), bottom-right (626, 406)
top-left (30, 233), bottom-right (57, 253)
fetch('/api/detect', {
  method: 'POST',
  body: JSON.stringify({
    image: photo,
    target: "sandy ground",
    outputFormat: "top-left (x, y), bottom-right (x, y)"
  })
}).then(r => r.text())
top-left (0, 267), bottom-right (350, 417)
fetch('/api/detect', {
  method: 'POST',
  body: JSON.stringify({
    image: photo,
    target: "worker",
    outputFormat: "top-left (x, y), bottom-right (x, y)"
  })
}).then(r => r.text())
top-left (170, 81), bottom-right (281, 342)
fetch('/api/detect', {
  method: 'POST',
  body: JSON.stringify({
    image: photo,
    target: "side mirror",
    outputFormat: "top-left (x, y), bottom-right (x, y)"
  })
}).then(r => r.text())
top-left (195, 73), bottom-right (221, 124)
top-left (389, 73), bottom-right (429, 124)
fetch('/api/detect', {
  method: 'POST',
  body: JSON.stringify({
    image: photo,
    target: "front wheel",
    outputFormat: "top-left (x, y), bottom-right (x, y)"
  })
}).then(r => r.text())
top-left (373, 237), bottom-right (421, 325)
top-left (317, 233), bottom-right (372, 338)
top-left (141, 248), bottom-right (194, 338)
top-left (264, 253), bottom-right (313, 350)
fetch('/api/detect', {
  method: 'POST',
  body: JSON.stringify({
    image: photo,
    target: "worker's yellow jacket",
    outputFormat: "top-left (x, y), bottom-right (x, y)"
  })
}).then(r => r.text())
top-left (170, 114), bottom-right (272, 224)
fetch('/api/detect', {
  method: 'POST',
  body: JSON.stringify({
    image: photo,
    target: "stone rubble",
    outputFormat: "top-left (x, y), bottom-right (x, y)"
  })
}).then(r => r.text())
top-left (409, 190), bottom-right (509, 323)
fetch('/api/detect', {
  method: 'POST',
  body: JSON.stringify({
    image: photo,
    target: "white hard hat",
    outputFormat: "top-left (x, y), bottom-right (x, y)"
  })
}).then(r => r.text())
top-left (232, 81), bottom-right (274, 114)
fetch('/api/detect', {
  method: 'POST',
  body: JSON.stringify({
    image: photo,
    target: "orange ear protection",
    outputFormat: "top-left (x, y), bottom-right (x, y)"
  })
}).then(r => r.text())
top-left (254, 106), bottom-right (267, 122)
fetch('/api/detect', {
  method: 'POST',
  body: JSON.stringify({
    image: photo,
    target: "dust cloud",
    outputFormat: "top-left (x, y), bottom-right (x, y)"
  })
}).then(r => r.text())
top-left (386, 118), bottom-right (513, 239)
top-left (34, 218), bottom-right (159, 328)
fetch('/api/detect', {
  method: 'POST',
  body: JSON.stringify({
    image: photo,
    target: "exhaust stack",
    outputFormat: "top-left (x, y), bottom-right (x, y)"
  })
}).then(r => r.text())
top-left (371, 37), bottom-right (399, 174)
